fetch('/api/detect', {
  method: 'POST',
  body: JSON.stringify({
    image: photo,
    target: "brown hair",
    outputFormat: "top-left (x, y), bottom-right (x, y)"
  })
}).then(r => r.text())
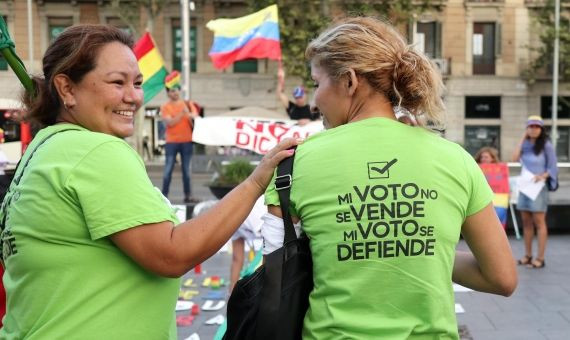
top-left (474, 147), bottom-right (500, 163)
top-left (305, 16), bottom-right (445, 126)
top-left (23, 24), bottom-right (134, 127)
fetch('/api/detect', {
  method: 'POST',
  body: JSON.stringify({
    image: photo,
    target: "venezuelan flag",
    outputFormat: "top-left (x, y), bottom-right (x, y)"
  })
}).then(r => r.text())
top-left (134, 32), bottom-right (168, 104)
top-left (206, 4), bottom-right (281, 70)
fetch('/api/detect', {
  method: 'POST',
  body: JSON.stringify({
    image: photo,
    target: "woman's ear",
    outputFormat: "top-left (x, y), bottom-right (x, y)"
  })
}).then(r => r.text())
top-left (346, 69), bottom-right (358, 96)
top-left (53, 74), bottom-right (76, 108)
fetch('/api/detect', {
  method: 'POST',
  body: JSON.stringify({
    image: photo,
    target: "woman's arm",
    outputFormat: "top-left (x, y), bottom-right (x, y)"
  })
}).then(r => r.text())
top-left (511, 134), bottom-right (526, 162)
top-left (453, 203), bottom-right (517, 296)
top-left (276, 69), bottom-right (289, 109)
top-left (110, 138), bottom-right (301, 278)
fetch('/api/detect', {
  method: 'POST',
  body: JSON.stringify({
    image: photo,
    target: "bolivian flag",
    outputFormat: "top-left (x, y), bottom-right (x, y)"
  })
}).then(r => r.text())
top-left (134, 32), bottom-right (168, 104)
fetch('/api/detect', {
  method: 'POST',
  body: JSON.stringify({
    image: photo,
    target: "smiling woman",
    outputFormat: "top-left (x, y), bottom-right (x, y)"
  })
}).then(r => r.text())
top-left (54, 41), bottom-right (143, 138)
top-left (0, 24), bottom-right (300, 339)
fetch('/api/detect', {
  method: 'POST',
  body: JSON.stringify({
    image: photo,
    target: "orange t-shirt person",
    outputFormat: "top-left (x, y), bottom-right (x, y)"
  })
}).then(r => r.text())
top-left (160, 98), bottom-right (198, 143)
top-left (160, 86), bottom-right (200, 202)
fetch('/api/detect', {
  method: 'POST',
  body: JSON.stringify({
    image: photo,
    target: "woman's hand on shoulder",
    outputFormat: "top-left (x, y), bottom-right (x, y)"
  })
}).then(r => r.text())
top-left (247, 138), bottom-right (303, 195)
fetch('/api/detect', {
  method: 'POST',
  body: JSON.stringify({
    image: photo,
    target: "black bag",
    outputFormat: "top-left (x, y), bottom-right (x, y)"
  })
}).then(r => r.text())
top-left (224, 150), bottom-right (313, 340)
top-left (546, 176), bottom-right (559, 192)
top-left (544, 149), bottom-right (559, 192)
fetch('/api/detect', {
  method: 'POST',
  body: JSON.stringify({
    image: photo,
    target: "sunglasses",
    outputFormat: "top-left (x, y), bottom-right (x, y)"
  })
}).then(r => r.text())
top-left (527, 124), bottom-right (542, 129)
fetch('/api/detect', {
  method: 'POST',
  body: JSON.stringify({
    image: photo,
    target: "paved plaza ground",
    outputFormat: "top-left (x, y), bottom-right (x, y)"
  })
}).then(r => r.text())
top-left (146, 161), bottom-right (570, 340)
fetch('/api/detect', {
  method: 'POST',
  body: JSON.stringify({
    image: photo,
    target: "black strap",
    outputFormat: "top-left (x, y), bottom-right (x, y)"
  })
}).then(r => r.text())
top-left (276, 149), bottom-right (297, 244)
top-left (255, 148), bottom-right (297, 339)
top-left (0, 128), bottom-right (80, 233)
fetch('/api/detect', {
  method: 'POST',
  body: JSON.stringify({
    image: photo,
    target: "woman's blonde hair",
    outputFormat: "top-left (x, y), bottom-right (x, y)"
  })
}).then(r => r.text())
top-left (474, 147), bottom-right (500, 164)
top-left (305, 16), bottom-right (445, 126)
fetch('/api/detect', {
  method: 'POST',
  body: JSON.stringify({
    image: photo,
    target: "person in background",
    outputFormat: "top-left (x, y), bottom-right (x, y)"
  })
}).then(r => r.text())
top-left (475, 146), bottom-right (509, 229)
top-left (261, 17), bottom-right (517, 339)
top-left (512, 116), bottom-right (558, 269)
top-left (228, 196), bottom-right (265, 292)
top-left (277, 68), bottom-right (320, 125)
top-left (475, 146), bottom-right (500, 164)
top-left (160, 72), bottom-right (200, 203)
top-left (0, 24), bottom-right (299, 339)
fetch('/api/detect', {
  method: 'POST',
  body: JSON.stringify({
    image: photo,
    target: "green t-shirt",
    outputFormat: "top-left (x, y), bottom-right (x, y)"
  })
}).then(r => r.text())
top-left (0, 124), bottom-right (180, 339)
top-left (265, 118), bottom-right (493, 340)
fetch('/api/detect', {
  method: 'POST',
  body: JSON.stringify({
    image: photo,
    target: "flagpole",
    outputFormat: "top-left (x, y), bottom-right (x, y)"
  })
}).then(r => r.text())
top-left (27, 0), bottom-right (34, 73)
top-left (551, 0), bottom-right (560, 150)
top-left (181, 0), bottom-right (190, 101)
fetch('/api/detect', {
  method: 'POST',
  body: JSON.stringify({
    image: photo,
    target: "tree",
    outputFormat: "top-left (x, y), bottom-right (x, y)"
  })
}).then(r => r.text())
top-left (248, 0), bottom-right (329, 84)
top-left (342, 0), bottom-right (443, 26)
top-left (248, 0), bottom-right (441, 84)
top-left (110, 0), bottom-right (169, 35)
top-left (524, 0), bottom-right (570, 84)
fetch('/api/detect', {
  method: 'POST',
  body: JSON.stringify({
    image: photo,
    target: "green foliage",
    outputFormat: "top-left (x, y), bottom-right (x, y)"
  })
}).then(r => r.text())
top-left (211, 159), bottom-right (256, 186)
top-left (109, 0), bottom-right (169, 36)
top-left (247, 1), bottom-right (440, 84)
top-left (342, 0), bottom-right (442, 25)
top-left (248, 0), bottom-right (329, 85)
top-left (524, 0), bottom-right (570, 84)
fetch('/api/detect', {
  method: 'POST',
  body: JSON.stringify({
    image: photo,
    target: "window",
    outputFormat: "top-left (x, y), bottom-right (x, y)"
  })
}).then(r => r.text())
top-left (233, 59), bottom-right (258, 73)
top-left (541, 96), bottom-right (570, 119)
top-left (416, 22), bottom-right (441, 59)
top-left (48, 17), bottom-right (73, 42)
top-left (473, 22), bottom-right (500, 75)
top-left (106, 17), bottom-right (132, 36)
top-left (464, 126), bottom-right (501, 157)
top-left (172, 21), bottom-right (196, 72)
top-left (465, 96), bottom-right (501, 119)
top-left (545, 126), bottom-right (570, 162)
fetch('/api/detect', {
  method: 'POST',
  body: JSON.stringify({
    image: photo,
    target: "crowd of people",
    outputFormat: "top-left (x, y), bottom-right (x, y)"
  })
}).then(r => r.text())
top-left (0, 13), bottom-right (562, 339)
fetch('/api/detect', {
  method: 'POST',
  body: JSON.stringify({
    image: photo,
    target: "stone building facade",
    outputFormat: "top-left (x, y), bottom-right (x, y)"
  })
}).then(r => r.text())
top-left (0, 0), bottom-right (568, 160)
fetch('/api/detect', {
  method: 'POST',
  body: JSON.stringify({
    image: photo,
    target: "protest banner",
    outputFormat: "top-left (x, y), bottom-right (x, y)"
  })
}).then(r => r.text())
top-left (192, 117), bottom-right (323, 154)
top-left (479, 163), bottom-right (510, 228)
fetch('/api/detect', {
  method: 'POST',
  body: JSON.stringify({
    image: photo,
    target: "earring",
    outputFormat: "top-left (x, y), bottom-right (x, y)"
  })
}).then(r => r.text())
top-left (63, 101), bottom-right (72, 111)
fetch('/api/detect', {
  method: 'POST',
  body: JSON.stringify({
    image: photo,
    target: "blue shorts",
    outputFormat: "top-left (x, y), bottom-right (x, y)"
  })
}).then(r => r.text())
top-left (517, 186), bottom-right (548, 212)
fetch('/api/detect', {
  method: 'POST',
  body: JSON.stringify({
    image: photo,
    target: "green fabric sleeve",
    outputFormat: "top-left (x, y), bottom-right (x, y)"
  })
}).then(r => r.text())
top-left (66, 141), bottom-right (178, 240)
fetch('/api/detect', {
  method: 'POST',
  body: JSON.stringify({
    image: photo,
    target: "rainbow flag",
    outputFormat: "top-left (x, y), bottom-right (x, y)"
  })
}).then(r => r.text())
top-left (133, 32), bottom-right (168, 104)
top-left (206, 4), bottom-right (281, 70)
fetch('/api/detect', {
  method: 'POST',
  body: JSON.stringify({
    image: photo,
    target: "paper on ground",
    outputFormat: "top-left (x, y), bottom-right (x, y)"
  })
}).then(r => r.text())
top-left (516, 168), bottom-right (545, 201)
top-left (184, 333), bottom-right (200, 340)
top-left (453, 284), bottom-right (473, 292)
top-left (455, 303), bottom-right (465, 314)
top-left (176, 300), bottom-right (194, 311)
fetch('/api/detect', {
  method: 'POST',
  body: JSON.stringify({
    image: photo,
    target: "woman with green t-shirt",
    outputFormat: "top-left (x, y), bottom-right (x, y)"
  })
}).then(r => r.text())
top-left (261, 17), bottom-right (517, 340)
top-left (0, 25), bottom-right (299, 339)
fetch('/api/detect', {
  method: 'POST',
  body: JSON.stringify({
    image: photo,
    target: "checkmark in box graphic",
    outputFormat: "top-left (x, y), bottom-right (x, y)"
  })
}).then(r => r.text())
top-left (367, 159), bottom-right (397, 179)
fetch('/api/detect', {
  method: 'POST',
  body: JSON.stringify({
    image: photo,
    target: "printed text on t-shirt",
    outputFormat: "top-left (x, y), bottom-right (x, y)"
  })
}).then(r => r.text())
top-left (335, 183), bottom-right (438, 261)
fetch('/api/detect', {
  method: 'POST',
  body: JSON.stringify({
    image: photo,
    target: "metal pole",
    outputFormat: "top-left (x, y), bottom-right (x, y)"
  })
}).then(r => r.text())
top-left (552, 0), bottom-right (560, 150)
top-left (27, 0), bottom-right (34, 73)
top-left (181, 0), bottom-right (190, 101)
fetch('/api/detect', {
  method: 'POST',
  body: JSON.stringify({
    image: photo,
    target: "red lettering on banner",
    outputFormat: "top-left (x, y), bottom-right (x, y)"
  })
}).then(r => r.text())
top-left (258, 136), bottom-right (271, 154)
top-left (268, 124), bottom-right (290, 141)
top-left (236, 120), bottom-right (264, 133)
top-left (236, 132), bottom-right (250, 147)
